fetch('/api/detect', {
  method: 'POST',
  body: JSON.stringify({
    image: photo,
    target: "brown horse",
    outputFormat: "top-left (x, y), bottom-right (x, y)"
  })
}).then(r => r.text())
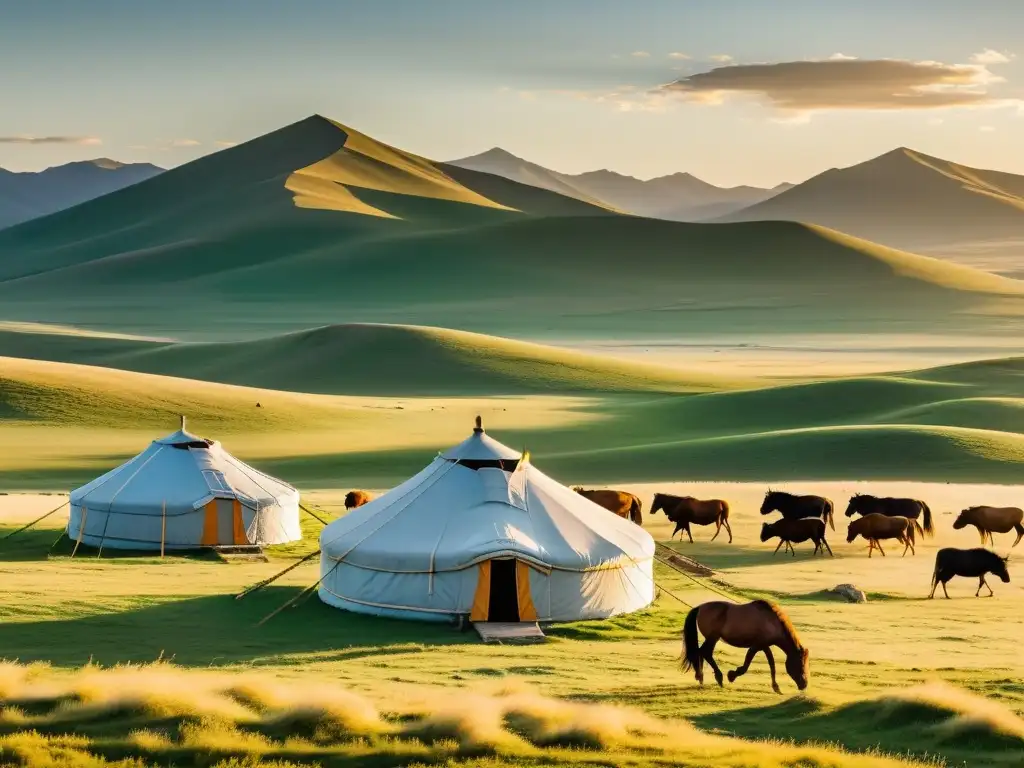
top-left (845, 494), bottom-right (934, 537)
top-left (846, 513), bottom-right (921, 557)
top-left (651, 492), bottom-right (732, 543)
top-left (344, 490), bottom-right (374, 510)
top-left (572, 487), bottom-right (643, 525)
top-left (953, 506), bottom-right (1024, 548)
top-left (681, 600), bottom-right (809, 694)
top-left (760, 518), bottom-right (833, 557)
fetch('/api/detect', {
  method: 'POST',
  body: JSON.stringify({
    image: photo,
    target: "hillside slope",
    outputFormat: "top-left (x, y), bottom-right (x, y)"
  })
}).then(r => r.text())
top-left (719, 148), bottom-right (1024, 254)
top-left (0, 323), bottom-right (751, 395)
top-left (2, 121), bottom-right (1024, 339)
top-left (449, 147), bottom-right (786, 220)
top-left (0, 159), bottom-right (163, 230)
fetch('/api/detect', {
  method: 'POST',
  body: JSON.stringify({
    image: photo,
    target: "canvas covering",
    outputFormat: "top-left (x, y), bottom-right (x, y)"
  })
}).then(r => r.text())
top-left (318, 426), bottom-right (655, 622)
top-left (68, 428), bottom-right (301, 550)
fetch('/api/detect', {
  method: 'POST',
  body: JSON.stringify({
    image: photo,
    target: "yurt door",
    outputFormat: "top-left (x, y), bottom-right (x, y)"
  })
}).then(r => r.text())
top-left (471, 559), bottom-right (538, 622)
top-left (488, 559), bottom-right (520, 622)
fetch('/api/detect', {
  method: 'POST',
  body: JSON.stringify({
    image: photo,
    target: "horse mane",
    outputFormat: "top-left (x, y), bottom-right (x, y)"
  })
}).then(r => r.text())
top-left (755, 600), bottom-right (804, 649)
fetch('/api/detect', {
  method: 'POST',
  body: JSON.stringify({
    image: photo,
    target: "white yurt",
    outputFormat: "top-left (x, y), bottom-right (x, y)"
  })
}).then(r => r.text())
top-left (68, 418), bottom-right (301, 551)
top-left (318, 418), bottom-right (655, 623)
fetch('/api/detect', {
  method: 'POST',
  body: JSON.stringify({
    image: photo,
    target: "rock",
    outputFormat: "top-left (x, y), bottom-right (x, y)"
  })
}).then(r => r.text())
top-left (830, 584), bottom-right (867, 603)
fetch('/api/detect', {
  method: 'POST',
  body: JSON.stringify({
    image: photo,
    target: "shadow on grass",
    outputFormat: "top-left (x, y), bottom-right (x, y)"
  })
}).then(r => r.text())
top-left (0, 587), bottom-right (474, 667)
top-left (692, 693), bottom-right (1024, 767)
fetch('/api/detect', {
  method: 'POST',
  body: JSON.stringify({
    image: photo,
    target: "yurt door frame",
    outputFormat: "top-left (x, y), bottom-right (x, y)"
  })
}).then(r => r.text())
top-left (470, 558), bottom-right (538, 623)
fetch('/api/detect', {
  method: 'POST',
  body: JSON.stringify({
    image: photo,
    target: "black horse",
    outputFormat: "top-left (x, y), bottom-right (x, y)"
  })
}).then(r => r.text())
top-left (845, 494), bottom-right (934, 536)
top-left (929, 548), bottom-right (1010, 598)
top-left (760, 490), bottom-right (835, 531)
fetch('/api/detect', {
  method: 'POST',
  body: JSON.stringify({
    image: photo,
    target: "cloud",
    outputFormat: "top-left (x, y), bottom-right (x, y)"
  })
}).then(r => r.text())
top-left (668, 52), bottom-right (690, 60)
top-left (631, 51), bottom-right (650, 58)
top-left (830, 53), bottom-right (858, 61)
top-left (171, 139), bottom-right (201, 147)
top-left (709, 54), bottom-right (733, 63)
top-left (659, 57), bottom-right (1016, 113)
top-left (214, 140), bottom-right (238, 148)
top-left (0, 135), bottom-right (100, 145)
top-left (971, 49), bottom-right (1013, 65)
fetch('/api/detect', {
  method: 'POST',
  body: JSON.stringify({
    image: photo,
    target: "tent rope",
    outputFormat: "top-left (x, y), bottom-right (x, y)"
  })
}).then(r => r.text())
top-left (257, 561), bottom-right (339, 626)
top-left (652, 548), bottom-right (738, 603)
top-left (0, 500), bottom-right (69, 543)
top-left (236, 549), bottom-right (320, 600)
top-left (298, 503), bottom-right (330, 526)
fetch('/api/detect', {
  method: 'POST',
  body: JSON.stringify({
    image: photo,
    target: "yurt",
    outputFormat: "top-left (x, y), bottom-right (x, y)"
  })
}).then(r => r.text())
top-left (318, 418), bottom-right (655, 623)
top-left (68, 419), bottom-right (301, 551)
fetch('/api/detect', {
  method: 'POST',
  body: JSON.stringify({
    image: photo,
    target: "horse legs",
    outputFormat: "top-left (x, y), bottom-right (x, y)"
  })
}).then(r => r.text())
top-left (988, 530), bottom-right (995, 547)
top-left (977, 575), bottom-right (994, 598)
top-left (941, 579), bottom-right (951, 599)
top-left (763, 647), bottom-right (782, 694)
top-left (724, 518), bottom-right (733, 544)
top-left (686, 523), bottom-right (694, 544)
top-left (726, 647), bottom-right (759, 684)
top-left (811, 538), bottom-right (821, 556)
top-left (821, 536), bottom-right (834, 557)
top-left (901, 535), bottom-right (914, 557)
top-left (874, 539), bottom-right (886, 557)
top-left (773, 540), bottom-right (784, 555)
top-left (701, 638), bottom-right (724, 686)
top-left (710, 520), bottom-right (721, 542)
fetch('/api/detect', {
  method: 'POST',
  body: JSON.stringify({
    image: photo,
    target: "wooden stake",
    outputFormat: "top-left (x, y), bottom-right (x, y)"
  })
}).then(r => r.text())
top-left (160, 501), bottom-right (166, 558)
top-left (70, 507), bottom-right (88, 558)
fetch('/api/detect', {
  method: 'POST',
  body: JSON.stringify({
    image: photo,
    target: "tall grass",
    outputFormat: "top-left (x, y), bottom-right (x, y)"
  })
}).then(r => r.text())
top-left (0, 662), bottom-right (983, 767)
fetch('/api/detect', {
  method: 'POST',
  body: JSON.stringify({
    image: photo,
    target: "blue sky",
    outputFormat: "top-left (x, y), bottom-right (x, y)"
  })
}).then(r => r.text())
top-left (1, 0), bottom-right (1022, 186)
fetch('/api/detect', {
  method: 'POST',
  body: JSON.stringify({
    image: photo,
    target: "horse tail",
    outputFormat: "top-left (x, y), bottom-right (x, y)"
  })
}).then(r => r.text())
top-left (681, 607), bottom-right (702, 677)
top-left (920, 502), bottom-right (934, 537)
top-left (911, 517), bottom-right (924, 540)
top-left (630, 497), bottom-right (643, 526)
top-left (719, 500), bottom-right (730, 523)
top-left (824, 499), bottom-right (835, 531)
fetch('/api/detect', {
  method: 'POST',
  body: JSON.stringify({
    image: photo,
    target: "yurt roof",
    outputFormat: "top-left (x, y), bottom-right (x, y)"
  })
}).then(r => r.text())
top-left (321, 418), bottom-right (654, 574)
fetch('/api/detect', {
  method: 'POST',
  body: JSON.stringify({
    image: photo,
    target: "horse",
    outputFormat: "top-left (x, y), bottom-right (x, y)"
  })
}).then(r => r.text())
top-left (760, 518), bottom-right (832, 557)
top-left (930, 548), bottom-right (1010, 598)
top-left (760, 490), bottom-right (835, 531)
top-left (344, 490), bottom-right (374, 510)
top-left (846, 513), bottom-right (921, 557)
top-left (953, 506), bottom-right (1023, 548)
top-left (681, 600), bottom-right (809, 694)
top-left (651, 493), bottom-right (732, 543)
top-left (845, 494), bottom-right (934, 537)
top-left (572, 487), bottom-right (643, 525)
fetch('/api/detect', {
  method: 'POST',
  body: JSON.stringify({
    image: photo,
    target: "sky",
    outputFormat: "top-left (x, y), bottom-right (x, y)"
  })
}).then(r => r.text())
top-left (1, 0), bottom-right (1023, 187)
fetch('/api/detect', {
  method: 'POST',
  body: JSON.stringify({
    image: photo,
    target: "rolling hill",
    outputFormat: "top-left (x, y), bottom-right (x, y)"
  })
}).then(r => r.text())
top-left (0, 158), bottom-right (163, 230)
top-left (0, 322), bottom-right (752, 395)
top-left (449, 147), bottom-right (790, 220)
top-left (719, 148), bottom-right (1024, 262)
top-left (1, 117), bottom-right (1024, 340)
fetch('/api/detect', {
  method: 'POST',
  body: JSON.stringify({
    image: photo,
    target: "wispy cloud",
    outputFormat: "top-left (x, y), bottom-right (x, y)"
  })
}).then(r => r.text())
top-left (214, 140), bottom-right (238, 148)
top-left (171, 139), bottom-right (201, 147)
top-left (668, 52), bottom-right (690, 60)
top-left (709, 54), bottom-right (733, 63)
top-left (630, 51), bottom-right (650, 58)
top-left (971, 49), bottom-right (1014, 65)
top-left (659, 57), bottom-right (1017, 113)
top-left (0, 135), bottom-right (101, 145)
top-left (829, 53), bottom-right (858, 61)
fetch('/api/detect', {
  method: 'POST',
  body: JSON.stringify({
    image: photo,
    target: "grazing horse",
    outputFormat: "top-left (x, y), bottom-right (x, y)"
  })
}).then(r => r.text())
top-left (344, 490), bottom-right (374, 510)
top-left (681, 600), bottom-right (809, 694)
top-left (845, 494), bottom-right (934, 537)
top-left (760, 518), bottom-right (832, 557)
top-left (760, 490), bottom-right (835, 531)
top-left (651, 493), bottom-right (732, 543)
top-left (953, 506), bottom-right (1024, 548)
top-left (846, 513), bottom-right (921, 557)
top-left (572, 487), bottom-right (643, 525)
top-left (930, 548), bottom-right (1010, 598)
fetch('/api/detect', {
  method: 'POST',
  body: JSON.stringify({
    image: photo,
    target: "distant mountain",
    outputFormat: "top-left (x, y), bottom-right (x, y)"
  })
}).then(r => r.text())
top-left (448, 148), bottom-right (790, 220)
top-left (0, 116), bottom-right (1022, 342)
top-left (718, 148), bottom-right (1024, 260)
top-left (0, 158), bottom-right (164, 230)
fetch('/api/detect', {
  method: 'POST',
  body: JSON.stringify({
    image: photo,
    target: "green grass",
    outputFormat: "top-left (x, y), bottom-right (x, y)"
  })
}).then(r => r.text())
top-left (0, 490), bottom-right (1022, 767)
